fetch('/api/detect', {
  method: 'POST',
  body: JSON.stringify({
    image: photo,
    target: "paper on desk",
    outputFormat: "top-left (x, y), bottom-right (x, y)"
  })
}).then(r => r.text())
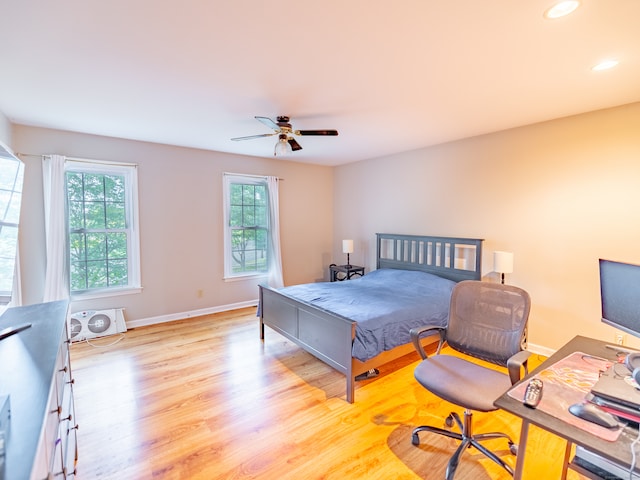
top-left (507, 351), bottom-right (622, 442)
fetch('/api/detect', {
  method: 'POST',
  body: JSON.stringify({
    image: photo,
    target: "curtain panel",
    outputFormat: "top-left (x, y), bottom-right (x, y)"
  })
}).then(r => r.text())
top-left (41, 154), bottom-right (70, 302)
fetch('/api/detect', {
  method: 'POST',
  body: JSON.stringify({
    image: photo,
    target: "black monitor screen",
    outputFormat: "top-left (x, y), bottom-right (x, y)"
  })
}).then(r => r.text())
top-left (600, 259), bottom-right (640, 339)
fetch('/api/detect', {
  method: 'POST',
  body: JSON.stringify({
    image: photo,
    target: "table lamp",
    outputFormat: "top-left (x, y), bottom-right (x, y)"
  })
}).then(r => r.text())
top-left (343, 239), bottom-right (354, 268)
top-left (493, 251), bottom-right (514, 284)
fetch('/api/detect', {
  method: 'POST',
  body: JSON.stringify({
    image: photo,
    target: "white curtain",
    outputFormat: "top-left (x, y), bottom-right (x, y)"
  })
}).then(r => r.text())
top-left (42, 154), bottom-right (70, 302)
top-left (267, 176), bottom-right (284, 288)
top-left (9, 245), bottom-right (22, 307)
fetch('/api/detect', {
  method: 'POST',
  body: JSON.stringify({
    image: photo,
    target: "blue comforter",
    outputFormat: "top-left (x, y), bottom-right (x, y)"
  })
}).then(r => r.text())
top-left (277, 268), bottom-right (455, 362)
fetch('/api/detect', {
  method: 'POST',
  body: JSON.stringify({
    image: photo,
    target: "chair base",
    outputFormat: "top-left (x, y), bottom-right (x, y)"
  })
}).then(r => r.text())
top-left (412, 410), bottom-right (516, 480)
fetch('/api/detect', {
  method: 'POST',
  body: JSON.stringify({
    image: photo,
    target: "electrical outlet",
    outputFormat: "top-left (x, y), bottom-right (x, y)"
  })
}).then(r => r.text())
top-left (615, 333), bottom-right (625, 346)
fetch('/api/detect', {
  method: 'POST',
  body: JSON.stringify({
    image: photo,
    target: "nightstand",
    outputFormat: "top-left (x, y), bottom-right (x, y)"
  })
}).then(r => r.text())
top-left (329, 264), bottom-right (365, 282)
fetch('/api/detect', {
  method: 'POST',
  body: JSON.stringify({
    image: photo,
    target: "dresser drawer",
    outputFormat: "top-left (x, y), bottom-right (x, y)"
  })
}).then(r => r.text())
top-left (63, 416), bottom-right (78, 478)
top-left (55, 343), bottom-right (72, 408)
top-left (34, 315), bottom-right (78, 479)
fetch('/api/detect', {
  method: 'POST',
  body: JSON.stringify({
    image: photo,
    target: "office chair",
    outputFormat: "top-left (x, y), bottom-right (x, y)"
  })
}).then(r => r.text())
top-left (410, 280), bottom-right (531, 480)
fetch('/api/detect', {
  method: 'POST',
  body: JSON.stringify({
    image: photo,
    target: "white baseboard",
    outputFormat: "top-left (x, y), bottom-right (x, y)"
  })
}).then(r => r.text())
top-left (125, 299), bottom-right (258, 329)
top-left (527, 342), bottom-right (555, 358)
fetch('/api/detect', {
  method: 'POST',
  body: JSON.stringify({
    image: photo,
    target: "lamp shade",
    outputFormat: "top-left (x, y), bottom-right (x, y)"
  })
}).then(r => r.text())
top-left (342, 239), bottom-right (354, 254)
top-left (274, 134), bottom-right (291, 156)
top-left (493, 251), bottom-right (514, 274)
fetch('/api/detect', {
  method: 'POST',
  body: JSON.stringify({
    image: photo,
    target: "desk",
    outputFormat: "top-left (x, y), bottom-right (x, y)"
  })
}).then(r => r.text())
top-left (495, 335), bottom-right (640, 479)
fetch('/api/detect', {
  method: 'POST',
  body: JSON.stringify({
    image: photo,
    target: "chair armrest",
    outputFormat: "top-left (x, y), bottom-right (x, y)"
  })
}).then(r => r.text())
top-left (410, 325), bottom-right (445, 360)
top-left (507, 350), bottom-right (532, 385)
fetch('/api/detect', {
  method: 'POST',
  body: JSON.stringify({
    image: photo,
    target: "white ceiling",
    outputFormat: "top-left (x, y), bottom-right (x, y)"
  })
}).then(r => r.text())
top-left (1, 1), bottom-right (639, 166)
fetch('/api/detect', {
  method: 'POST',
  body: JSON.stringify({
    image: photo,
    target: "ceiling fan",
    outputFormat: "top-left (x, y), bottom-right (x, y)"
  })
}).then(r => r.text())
top-left (231, 116), bottom-right (338, 156)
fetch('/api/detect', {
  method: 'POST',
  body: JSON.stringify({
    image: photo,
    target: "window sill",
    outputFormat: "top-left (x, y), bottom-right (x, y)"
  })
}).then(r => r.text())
top-left (223, 274), bottom-right (268, 283)
top-left (71, 286), bottom-right (143, 301)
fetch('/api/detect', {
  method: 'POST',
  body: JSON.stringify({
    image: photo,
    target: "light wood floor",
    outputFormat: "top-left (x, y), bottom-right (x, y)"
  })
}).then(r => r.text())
top-left (70, 307), bottom-right (586, 480)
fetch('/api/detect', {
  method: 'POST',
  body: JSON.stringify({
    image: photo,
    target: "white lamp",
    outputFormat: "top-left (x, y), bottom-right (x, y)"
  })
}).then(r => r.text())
top-left (274, 134), bottom-right (291, 156)
top-left (493, 251), bottom-right (514, 284)
top-left (342, 239), bottom-right (354, 267)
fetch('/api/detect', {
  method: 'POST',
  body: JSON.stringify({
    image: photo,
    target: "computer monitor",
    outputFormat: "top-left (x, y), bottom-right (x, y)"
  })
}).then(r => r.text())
top-left (600, 258), bottom-right (640, 339)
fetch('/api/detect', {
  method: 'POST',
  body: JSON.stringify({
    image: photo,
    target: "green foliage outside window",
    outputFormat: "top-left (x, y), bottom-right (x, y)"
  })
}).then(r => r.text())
top-left (229, 183), bottom-right (268, 274)
top-left (66, 172), bottom-right (129, 291)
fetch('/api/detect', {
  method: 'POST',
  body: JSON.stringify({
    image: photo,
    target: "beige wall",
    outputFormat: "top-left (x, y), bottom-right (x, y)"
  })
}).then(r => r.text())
top-left (15, 125), bottom-right (334, 322)
top-left (333, 102), bottom-right (640, 352)
top-left (10, 102), bottom-right (640, 352)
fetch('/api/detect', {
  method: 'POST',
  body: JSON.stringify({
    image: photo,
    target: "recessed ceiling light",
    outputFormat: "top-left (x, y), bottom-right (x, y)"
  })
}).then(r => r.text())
top-left (592, 59), bottom-right (619, 71)
top-left (544, 1), bottom-right (580, 19)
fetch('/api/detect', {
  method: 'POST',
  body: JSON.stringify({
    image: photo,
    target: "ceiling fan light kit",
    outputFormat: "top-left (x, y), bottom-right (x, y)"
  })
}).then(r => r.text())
top-left (231, 115), bottom-right (338, 156)
top-left (274, 134), bottom-right (291, 156)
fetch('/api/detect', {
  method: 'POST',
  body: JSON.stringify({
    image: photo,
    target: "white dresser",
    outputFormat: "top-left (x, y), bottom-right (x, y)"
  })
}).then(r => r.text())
top-left (0, 300), bottom-right (78, 479)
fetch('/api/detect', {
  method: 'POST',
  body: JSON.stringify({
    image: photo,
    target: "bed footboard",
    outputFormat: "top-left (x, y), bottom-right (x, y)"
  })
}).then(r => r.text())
top-left (259, 284), bottom-right (440, 403)
top-left (260, 284), bottom-right (360, 402)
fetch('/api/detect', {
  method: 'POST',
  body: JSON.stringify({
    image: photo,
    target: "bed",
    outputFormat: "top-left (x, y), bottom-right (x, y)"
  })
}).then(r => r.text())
top-left (259, 233), bottom-right (484, 403)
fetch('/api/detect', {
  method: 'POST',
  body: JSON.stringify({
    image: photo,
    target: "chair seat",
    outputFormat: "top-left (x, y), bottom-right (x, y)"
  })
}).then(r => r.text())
top-left (414, 355), bottom-right (512, 412)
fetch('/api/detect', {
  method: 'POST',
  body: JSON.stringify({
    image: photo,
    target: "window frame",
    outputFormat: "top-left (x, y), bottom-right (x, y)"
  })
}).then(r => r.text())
top-left (0, 150), bottom-right (24, 304)
top-left (65, 159), bottom-right (141, 299)
top-left (223, 173), bottom-right (270, 280)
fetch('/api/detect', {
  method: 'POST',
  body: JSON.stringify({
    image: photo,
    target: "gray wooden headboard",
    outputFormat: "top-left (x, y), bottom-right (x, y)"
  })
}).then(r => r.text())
top-left (376, 233), bottom-right (484, 282)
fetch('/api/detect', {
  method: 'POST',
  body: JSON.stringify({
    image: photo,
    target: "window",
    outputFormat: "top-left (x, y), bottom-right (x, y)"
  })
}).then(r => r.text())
top-left (223, 174), bottom-right (269, 278)
top-left (65, 161), bottom-right (140, 295)
top-left (0, 150), bottom-right (24, 304)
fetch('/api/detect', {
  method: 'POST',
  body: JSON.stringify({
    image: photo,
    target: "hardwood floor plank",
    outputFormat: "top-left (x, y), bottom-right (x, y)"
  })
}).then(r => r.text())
top-left (70, 307), bottom-right (585, 479)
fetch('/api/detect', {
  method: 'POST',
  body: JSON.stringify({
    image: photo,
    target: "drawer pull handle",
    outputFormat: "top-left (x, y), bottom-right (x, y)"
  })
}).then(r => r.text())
top-left (61, 414), bottom-right (72, 422)
top-left (51, 405), bottom-right (62, 415)
top-left (62, 467), bottom-right (77, 477)
top-left (59, 366), bottom-right (68, 373)
top-left (66, 378), bottom-right (75, 385)
top-left (55, 466), bottom-right (77, 477)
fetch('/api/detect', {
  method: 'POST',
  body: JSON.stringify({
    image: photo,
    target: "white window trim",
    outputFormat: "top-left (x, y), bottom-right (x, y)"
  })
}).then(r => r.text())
top-left (0, 150), bottom-right (23, 302)
top-left (66, 159), bottom-right (141, 298)
top-left (223, 173), bottom-right (269, 280)
top-left (70, 286), bottom-right (143, 301)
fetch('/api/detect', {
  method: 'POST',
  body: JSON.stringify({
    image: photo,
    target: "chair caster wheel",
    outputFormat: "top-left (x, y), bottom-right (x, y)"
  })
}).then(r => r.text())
top-left (445, 415), bottom-right (454, 428)
top-left (411, 433), bottom-right (420, 446)
top-left (509, 442), bottom-right (518, 456)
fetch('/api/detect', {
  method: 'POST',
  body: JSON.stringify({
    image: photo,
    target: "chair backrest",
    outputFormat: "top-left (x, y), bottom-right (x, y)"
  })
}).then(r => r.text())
top-left (445, 280), bottom-right (531, 367)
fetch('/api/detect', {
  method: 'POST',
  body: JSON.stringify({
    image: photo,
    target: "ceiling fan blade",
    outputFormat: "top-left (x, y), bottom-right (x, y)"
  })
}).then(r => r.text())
top-left (231, 133), bottom-right (277, 141)
top-left (255, 116), bottom-right (280, 131)
top-left (294, 129), bottom-right (339, 136)
top-left (288, 137), bottom-right (303, 151)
